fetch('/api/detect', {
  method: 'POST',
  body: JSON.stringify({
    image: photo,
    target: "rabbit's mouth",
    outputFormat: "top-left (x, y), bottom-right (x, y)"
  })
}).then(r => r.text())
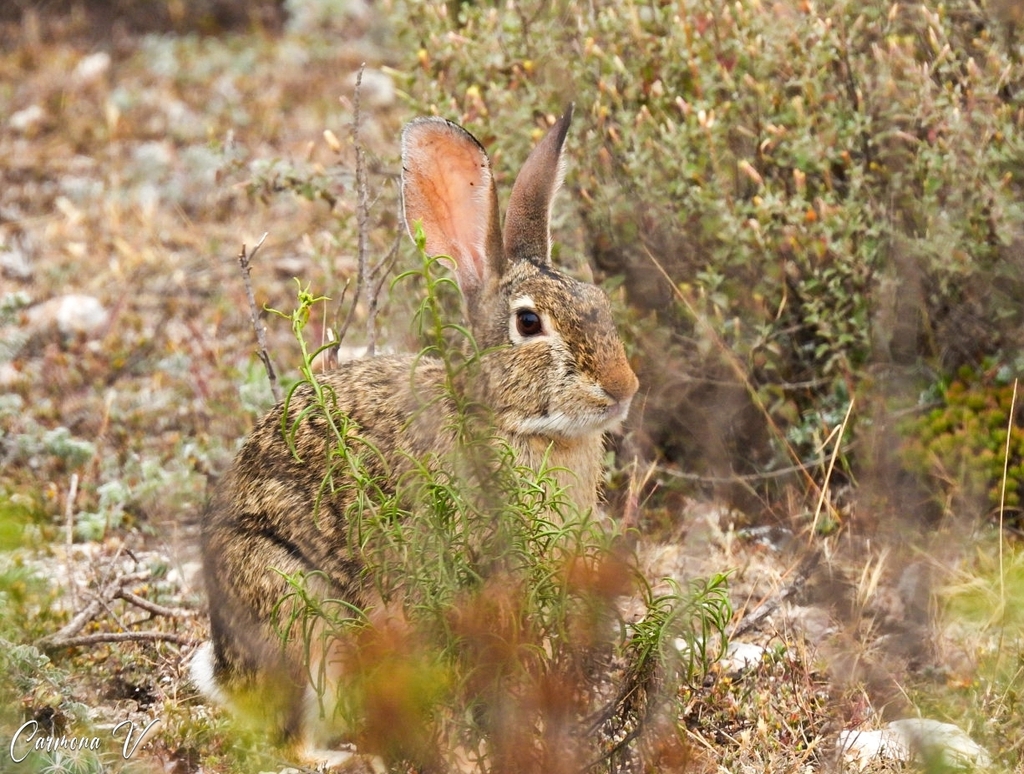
top-left (596, 398), bottom-right (632, 430)
top-left (563, 392), bottom-right (634, 435)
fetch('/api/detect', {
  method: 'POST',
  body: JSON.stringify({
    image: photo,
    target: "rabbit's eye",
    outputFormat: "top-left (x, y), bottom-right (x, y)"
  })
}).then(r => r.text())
top-left (516, 309), bottom-right (544, 337)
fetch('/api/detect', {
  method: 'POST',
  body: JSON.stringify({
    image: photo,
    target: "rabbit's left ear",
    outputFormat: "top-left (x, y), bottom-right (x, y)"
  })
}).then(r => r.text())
top-left (401, 117), bottom-right (505, 303)
top-left (503, 104), bottom-right (574, 266)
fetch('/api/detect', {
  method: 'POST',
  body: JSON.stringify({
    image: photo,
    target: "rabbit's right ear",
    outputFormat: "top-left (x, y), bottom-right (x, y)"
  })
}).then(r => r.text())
top-left (401, 118), bottom-right (505, 303)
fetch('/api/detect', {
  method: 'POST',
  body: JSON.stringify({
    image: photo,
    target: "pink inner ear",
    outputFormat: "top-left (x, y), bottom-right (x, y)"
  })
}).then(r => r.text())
top-left (402, 121), bottom-right (495, 296)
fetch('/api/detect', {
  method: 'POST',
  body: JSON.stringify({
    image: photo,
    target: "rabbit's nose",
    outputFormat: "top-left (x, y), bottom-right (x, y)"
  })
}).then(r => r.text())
top-left (603, 360), bottom-right (639, 404)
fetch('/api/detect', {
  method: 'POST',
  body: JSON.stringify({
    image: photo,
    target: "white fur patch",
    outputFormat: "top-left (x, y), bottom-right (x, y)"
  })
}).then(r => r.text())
top-left (513, 411), bottom-right (581, 437)
top-left (188, 641), bottom-right (227, 705)
top-left (515, 390), bottom-right (632, 438)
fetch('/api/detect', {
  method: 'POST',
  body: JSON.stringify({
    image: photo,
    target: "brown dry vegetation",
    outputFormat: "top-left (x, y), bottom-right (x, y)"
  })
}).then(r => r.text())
top-left (1, 1), bottom-right (1022, 773)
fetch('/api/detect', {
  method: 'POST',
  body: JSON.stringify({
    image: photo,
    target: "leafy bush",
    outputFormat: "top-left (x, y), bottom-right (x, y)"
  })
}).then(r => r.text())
top-left (388, 0), bottom-right (1024, 504)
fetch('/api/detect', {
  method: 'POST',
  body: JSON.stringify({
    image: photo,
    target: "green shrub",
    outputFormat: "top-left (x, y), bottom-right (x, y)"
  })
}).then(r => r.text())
top-left (388, 0), bottom-right (1024, 496)
top-left (901, 366), bottom-right (1023, 519)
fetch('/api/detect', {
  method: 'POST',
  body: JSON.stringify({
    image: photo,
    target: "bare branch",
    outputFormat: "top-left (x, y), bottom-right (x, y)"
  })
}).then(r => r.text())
top-left (371, 233), bottom-right (402, 301)
top-left (37, 569), bottom-right (194, 651)
top-left (337, 237), bottom-right (400, 362)
top-left (37, 598), bottom-right (106, 650)
top-left (118, 589), bottom-right (196, 619)
top-left (654, 452), bottom-right (853, 484)
top-left (333, 278), bottom-right (356, 354)
top-left (42, 631), bottom-right (198, 649)
top-left (727, 550), bottom-right (821, 640)
top-left (352, 63), bottom-right (375, 355)
top-left (63, 473), bottom-right (79, 609)
top-left (327, 65), bottom-right (398, 364)
top-left (37, 570), bottom-right (150, 648)
top-left (238, 232), bottom-right (282, 403)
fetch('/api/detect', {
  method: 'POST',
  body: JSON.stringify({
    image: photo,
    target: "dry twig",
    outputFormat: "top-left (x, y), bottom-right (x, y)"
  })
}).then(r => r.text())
top-left (353, 64), bottom-right (375, 355)
top-left (44, 631), bottom-right (197, 648)
top-left (332, 64), bottom-right (397, 359)
top-left (37, 567), bottom-right (197, 651)
top-left (727, 550), bottom-right (821, 640)
top-left (63, 473), bottom-right (79, 609)
top-left (118, 589), bottom-right (195, 619)
top-left (237, 232), bottom-right (281, 403)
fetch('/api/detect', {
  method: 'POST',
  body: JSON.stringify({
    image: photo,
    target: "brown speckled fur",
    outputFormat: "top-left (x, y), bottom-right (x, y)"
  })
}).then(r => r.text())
top-left (197, 106), bottom-right (639, 754)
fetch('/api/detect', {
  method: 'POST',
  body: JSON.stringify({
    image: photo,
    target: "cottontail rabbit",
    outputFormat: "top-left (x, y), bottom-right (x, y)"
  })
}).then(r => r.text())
top-left (191, 105), bottom-right (639, 766)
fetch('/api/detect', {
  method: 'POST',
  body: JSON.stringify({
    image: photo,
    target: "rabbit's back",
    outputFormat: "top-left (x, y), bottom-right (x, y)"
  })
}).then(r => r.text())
top-left (212, 355), bottom-right (448, 527)
top-left (200, 355), bottom-right (452, 685)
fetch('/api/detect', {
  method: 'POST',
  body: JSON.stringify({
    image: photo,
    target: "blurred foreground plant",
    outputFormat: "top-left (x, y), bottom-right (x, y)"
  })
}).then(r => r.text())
top-left (263, 246), bottom-right (732, 772)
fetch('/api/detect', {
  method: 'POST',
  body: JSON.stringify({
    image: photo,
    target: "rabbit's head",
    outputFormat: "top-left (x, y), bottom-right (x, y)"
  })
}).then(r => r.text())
top-left (401, 106), bottom-right (638, 441)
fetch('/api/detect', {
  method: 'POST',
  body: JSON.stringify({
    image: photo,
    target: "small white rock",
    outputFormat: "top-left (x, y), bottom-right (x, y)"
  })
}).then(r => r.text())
top-left (27, 294), bottom-right (110, 339)
top-left (720, 641), bottom-right (765, 673)
top-left (838, 718), bottom-right (991, 771)
top-left (889, 718), bottom-right (991, 768)
top-left (0, 244), bottom-right (33, 280)
top-left (165, 560), bottom-right (204, 592)
top-left (74, 51), bottom-right (112, 83)
top-left (837, 727), bottom-right (909, 770)
top-left (9, 104), bottom-right (46, 134)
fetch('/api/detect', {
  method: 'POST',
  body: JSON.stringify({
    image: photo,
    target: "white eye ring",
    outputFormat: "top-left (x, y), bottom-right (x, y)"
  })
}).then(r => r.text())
top-left (509, 294), bottom-right (553, 344)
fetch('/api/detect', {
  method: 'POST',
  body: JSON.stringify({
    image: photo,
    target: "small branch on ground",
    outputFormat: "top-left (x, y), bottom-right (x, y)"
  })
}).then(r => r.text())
top-left (238, 232), bottom-right (282, 403)
top-left (37, 566), bottom-right (197, 651)
top-left (727, 550), bottom-right (821, 640)
top-left (37, 570), bottom-right (147, 649)
top-left (44, 631), bottom-right (197, 648)
top-left (583, 635), bottom-right (657, 772)
top-left (63, 473), bottom-right (79, 609)
top-left (655, 450), bottom-right (853, 484)
top-left (118, 589), bottom-right (196, 619)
